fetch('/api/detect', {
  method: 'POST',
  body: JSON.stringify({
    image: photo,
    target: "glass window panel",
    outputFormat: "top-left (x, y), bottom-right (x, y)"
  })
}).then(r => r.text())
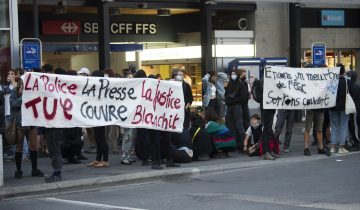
top-left (0, 30), bottom-right (11, 83)
top-left (0, 0), bottom-right (10, 28)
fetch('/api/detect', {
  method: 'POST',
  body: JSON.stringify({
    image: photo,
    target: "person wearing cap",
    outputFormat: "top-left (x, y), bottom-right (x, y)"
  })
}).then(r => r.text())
top-left (78, 67), bottom-right (90, 76)
top-left (77, 68), bottom-right (97, 154)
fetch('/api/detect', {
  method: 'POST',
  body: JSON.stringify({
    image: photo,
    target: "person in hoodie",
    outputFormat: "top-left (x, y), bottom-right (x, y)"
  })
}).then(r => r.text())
top-left (225, 69), bottom-right (248, 151)
top-left (346, 70), bottom-right (360, 151)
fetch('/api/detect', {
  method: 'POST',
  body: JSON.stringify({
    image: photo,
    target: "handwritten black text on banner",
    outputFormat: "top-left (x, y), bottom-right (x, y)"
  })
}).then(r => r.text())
top-left (21, 72), bottom-right (184, 132)
top-left (263, 66), bottom-right (340, 109)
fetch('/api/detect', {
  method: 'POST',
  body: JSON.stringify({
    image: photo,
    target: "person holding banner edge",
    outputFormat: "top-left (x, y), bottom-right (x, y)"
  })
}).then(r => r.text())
top-left (10, 71), bottom-right (45, 178)
top-left (86, 70), bottom-right (109, 168)
top-left (172, 69), bottom-right (193, 130)
top-left (303, 64), bottom-right (331, 157)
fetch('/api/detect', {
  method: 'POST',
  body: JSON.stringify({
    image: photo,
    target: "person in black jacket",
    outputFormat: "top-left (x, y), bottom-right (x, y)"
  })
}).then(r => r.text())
top-left (239, 69), bottom-right (250, 131)
top-left (225, 69), bottom-right (248, 151)
top-left (189, 111), bottom-right (212, 160)
top-left (254, 77), bottom-right (277, 160)
top-left (61, 127), bottom-right (83, 164)
top-left (172, 69), bottom-right (193, 130)
top-left (346, 70), bottom-right (360, 151)
top-left (329, 64), bottom-right (353, 154)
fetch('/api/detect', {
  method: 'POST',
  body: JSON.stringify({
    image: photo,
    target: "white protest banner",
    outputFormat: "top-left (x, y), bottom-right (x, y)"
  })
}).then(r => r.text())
top-left (263, 66), bottom-right (340, 109)
top-left (21, 72), bottom-right (184, 132)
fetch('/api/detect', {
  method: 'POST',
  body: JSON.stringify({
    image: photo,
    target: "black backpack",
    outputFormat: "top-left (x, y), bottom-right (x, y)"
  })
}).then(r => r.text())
top-left (251, 79), bottom-right (263, 103)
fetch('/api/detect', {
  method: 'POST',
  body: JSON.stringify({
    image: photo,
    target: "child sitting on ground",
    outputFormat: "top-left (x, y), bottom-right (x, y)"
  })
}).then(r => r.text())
top-left (243, 114), bottom-right (263, 156)
top-left (243, 114), bottom-right (280, 157)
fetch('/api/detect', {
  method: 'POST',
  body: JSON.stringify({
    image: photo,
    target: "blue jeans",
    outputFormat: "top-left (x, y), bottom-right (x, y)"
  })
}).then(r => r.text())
top-left (329, 111), bottom-right (349, 146)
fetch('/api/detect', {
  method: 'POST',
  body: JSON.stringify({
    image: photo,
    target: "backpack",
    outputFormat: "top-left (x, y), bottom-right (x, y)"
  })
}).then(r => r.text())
top-left (251, 79), bottom-right (263, 103)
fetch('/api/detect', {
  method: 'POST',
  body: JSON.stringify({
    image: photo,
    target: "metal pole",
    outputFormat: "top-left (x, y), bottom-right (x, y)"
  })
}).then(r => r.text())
top-left (98, 1), bottom-right (111, 71)
top-left (200, 0), bottom-right (213, 77)
top-left (33, 0), bottom-right (39, 38)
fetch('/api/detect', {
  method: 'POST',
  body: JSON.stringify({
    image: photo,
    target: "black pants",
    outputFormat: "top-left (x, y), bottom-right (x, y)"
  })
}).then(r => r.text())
top-left (242, 103), bottom-right (250, 131)
top-left (159, 131), bottom-right (172, 161)
top-left (45, 128), bottom-right (63, 170)
top-left (184, 108), bottom-right (191, 130)
top-left (136, 128), bottom-right (150, 161)
top-left (226, 104), bottom-right (245, 148)
top-left (61, 141), bottom-right (84, 161)
top-left (148, 129), bottom-right (160, 163)
top-left (261, 109), bottom-right (276, 154)
top-left (94, 126), bottom-right (108, 162)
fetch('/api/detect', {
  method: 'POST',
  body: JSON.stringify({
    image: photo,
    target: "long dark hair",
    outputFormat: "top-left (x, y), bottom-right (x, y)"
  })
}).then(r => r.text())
top-left (205, 107), bottom-right (220, 122)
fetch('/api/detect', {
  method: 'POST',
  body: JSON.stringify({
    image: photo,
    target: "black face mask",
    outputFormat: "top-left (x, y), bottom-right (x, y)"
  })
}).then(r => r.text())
top-left (241, 77), bottom-right (246, 81)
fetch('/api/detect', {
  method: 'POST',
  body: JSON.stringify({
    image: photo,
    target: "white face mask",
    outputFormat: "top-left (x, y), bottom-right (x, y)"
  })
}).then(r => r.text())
top-left (176, 75), bottom-right (183, 81)
top-left (251, 121), bottom-right (261, 129)
top-left (231, 75), bottom-right (237, 81)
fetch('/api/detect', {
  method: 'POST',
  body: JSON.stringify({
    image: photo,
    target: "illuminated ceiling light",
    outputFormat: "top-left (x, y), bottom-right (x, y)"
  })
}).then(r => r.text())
top-left (157, 9), bottom-right (171, 16)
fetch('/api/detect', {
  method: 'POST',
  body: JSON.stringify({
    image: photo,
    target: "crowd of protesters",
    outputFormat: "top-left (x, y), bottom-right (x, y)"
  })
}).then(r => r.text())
top-left (1, 63), bottom-right (359, 183)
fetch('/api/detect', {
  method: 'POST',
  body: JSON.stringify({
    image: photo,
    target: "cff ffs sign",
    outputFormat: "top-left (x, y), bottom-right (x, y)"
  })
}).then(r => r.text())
top-left (83, 22), bottom-right (157, 34)
top-left (312, 42), bottom-right (326, 66)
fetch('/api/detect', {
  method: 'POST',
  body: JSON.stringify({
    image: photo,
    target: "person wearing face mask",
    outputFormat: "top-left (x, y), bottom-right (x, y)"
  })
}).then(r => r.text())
top-left (225, 69), bottom-right (248, 152)
top-left (239, 69), bottom-right (250, 132)
top-left (202, 70), bottom-right (228, 118)
top-left (172, 69), bottom-right (193, 130)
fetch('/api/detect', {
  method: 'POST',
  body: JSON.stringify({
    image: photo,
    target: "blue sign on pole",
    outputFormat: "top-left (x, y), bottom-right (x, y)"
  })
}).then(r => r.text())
top-left (21, 39), bottom-right (42, 70)
top-left (312, 42), bottom-right (326, 66)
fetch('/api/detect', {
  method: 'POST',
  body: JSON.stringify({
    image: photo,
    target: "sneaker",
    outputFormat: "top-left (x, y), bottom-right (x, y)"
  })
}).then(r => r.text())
top-left (304, 148), bottom-right (311, 156)
top-left (338, 148), bottom-right (349, 154)
top-left (318, 148), bottom-right (331, 156)
top-left (330, 147), bottom-right (336, 153)
top-left (121, 159), bottom-right (132, 165)
top-left (270, 151), bottom-right (280, 158)
top-left (15, 170), bottom-right (23, 179)
top-left (262, 152), bottom-right (276, 160)
top-left (283, 148), bottom-right (290, 153)
top-left (45, 175), bottom-right (62, 183)
top-left (31, 169), bottom-right (45, 177)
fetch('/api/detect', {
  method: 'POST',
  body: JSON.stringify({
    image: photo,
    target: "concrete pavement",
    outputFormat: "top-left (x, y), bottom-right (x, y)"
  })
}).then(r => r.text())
top-left (0, 122), bottom-right (358, 200)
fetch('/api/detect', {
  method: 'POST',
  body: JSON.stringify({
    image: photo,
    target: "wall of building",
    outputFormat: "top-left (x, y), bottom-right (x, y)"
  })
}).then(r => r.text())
top-left (71, 53), bottom-right (98, 72)
top-left (255, 2), bottom-right (289, 58)
top-left (301, 28), bottom-right (360, 49)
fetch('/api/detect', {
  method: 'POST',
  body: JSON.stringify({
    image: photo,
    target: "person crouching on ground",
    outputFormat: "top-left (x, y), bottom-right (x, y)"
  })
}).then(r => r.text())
top-left (205, 107), bottom-right (236, 158)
